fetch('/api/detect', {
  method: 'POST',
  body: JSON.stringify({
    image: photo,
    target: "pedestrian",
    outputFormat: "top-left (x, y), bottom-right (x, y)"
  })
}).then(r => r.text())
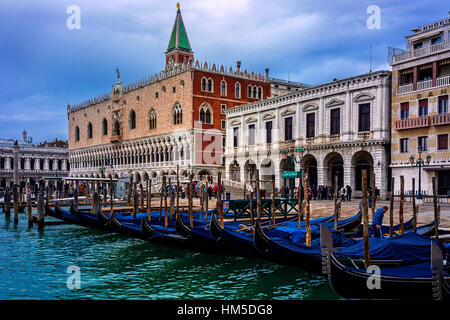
top-left (340, 186), bottom-right (347, 202)
top-left (372, 206), bottom-right (389, 238)
top-left (346, 185), bottom-right (352, 202)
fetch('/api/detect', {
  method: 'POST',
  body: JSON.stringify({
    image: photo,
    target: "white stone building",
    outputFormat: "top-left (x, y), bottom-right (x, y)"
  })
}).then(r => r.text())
top-left (0, 131), bottom-right (69, 188)
top-left (224, 71), bottom-right (392, 199)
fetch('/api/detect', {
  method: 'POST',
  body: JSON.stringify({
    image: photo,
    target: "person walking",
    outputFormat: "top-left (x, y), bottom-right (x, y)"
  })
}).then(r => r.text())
top-left (340, 186), bottom-right (347, 202)
top-left (346, 185), bottom-right (352, 202)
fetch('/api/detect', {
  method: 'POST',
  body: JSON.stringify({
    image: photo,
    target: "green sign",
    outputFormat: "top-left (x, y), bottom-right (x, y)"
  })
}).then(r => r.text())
top-left (282, 171), bottom-right (302, 179)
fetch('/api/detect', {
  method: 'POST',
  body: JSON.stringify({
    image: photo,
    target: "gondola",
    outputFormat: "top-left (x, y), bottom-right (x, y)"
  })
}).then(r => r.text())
top-left (70, 205), bottom-right (110, 230)
top-left (324, 229), bottom-right (449, 300)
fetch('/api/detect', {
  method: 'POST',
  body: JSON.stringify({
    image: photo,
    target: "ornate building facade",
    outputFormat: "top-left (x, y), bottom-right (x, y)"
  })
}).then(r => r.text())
top-left (224, 71), bottom-right (392, 199)
top-left (0, 131), bottom-right (69, 188)
top-left (68, 6), bottom-right (273, 183)
top-left (390, 16), bottom-right (450, 196)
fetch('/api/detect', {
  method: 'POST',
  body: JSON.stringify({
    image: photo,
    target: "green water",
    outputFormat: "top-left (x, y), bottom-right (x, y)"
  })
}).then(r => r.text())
top-left (0, 210), bottom-right (338, 300)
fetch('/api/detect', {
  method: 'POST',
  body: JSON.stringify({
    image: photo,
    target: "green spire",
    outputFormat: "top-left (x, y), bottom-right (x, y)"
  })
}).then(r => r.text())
top-left (167, 6), bottom-right (192, 52)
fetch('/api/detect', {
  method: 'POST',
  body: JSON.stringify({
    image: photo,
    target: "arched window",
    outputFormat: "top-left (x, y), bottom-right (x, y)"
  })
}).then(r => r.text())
top-left (102, 118), bottom-right (108, 135)
top-left (201, 78), bottom-right (207, 91)
top-left (87, 122), bottom-right (93, 139)
top-left (75, 126), bottom-right (80, 141)
top-left (113, 121), bottom-right (121, 136)
top-left (221, 80), bottom-right (227, 96)
top-left (207, 79), bottom-right (213, 92)
top-left (199, 103), bottom-right (212, 124)
top-left (253, 86), bottom-right (257, 98)
top-left (173, 103), bottom-right (182, 125)
top-left (235, 83), bottom-right (241, 99)
top-left (248, 85), bottom-right (252, 98)
top-left (149, 109), bottom-right (157, 130)
top-left (129, 109), bottom-right (136, 129)
top-left (258, 87), bottom-right (262, 99)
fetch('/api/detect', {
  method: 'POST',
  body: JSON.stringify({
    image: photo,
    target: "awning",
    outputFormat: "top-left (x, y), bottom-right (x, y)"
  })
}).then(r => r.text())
top-left (411, 30), bottom-right (442, 42)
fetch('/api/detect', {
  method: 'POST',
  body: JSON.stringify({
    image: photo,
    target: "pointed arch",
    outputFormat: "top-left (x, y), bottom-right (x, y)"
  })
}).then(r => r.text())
top-left (221, 80), bottom-right (227, 96)
top-left (129, 109), bottom-right (136, 129)
top-left (102, 118), bottom-right (108, 135)
top-left (235, 82), bottom-right (241, 99)
top-left (149, 108), bottom-right (157, 130)
top-left (74, 126), bottom-right (80, 141)
top-left (173, 102), bottom-right (183, 125)
top-left (87, 122), bottom-right (93, 139)
top-left (199, 102), bottom-right (213, 124)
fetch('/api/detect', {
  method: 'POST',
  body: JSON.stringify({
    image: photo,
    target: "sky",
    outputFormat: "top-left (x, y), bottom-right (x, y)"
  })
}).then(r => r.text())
top-left (0, 0), bottom-right (447, 143)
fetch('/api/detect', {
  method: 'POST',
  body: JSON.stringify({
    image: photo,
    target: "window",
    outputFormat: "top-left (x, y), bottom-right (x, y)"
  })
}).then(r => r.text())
top-left (419, 99), bottom-right (428, 116)
top-left (75, 126), bottom-right (80, 141)
top-left (306, 113), bottom-right (315, 138)
top-left (173, 103), bottom-right (182, 125)
top-left (113, 121), bottom-right (120, 136)
top-left (248, 124), bottom-right (255, 145)
top-left (258, 87), bottom-right (262, 100)
top-left (400, 102), bottom-right (409, 120)
top-left (221, 120), bottom-right (226, 130)
top-left (129, 109), bottom-right (136, 129)
top-left (207, 79), bottom-right (213, 92)
top-left (155, 92), bottom-right (159, 99)
top-left (149, 109), bottom-right (157, 130)
top-left (284, 117), bottom-right (293, 141)
top-left (248, 85), bottom-right (252, 98)
top-left (221, 80), bottom-right (227, 96)
top-left (235, 83), bottom-right (241, 99)
top-left (87, 122), bottom-right (93, 139)
top-left (201, 78), bottom-right (206, 91)
top-left (358, 103), bottom-right (370, 132)
top-left (431, 36), bottom-right (443, 45)
top-left (162, 86), bottom-right (166, 92)
top-left (266, 121), bottom-right (272, 144)
top-left (102, 118), bottom-right (108, 135)
top-left (330, 108), bottom-right (340, 135)
top-left (400, 138), bottom-right (409, 153)
top-left (438, 95), bottom-right (448, 114)
top-left (438, 134), bottom-right (448, 150)
top-left (199, 104), bottom-right (212, 124)
top-left (233, 127), bottom-right (239, 147)
top-left (172, 86), bottom-right (176, 93)
top-left (418, 136), bottom-right (428, 151)
top-left (253, 87), bottom-right (257, 98)
top-left (222, 137), bottom-right (226, 148)
top-left (413, 42), bottom-right (423, 50)
top-left (221, 104), bottom-right (226, 114)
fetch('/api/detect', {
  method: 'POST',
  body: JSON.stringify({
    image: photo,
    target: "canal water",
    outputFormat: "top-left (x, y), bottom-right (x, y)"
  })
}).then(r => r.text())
top-left (0, 210), bottom-right (338, 300)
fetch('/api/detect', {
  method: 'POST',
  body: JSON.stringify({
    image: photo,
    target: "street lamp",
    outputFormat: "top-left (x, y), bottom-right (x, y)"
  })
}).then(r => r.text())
top-left (281, 138), bottom-right (304, 201)
top-left (409, 146), bottom-right (431, 202)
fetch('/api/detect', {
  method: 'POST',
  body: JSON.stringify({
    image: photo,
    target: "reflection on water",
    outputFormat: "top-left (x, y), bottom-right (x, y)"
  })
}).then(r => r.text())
top-left (0, 210), bottom-right (337, 300)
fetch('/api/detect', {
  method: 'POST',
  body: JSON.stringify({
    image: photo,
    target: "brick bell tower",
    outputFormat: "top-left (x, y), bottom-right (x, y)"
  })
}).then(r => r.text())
top-left (165, 3), bottom-right (193, 68)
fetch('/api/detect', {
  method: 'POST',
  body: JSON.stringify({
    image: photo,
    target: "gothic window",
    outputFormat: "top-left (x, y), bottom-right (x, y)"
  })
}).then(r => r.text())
top-left (75, 126), bottom-right (80, 141)
top-left (87, 122), bottom-right (93, 139)
top-left (149, 109), bottom-right (157, 130)
top-left (102, 118), bottom-right (108, 135)
top-left (248, 85), bottom-right (252, 98)
top-left (253, 86), bottom-right (257, 98)
top-left (199, 103), bottom-right (212, 124)
top-left (201, 78), bottom-right (207, 91)
top-left (258, 87), bottom-right (262, 99)
top-left (129, 109), bottom-right (136, 129)
top-left (113, 121), bottom-right (121, 136)
top-left (173, 103), bottom-right (183, 125)
top-left (221, 80), bottom-right (227, 96)
top-left (207, 79), bottom-right (213, 92)
top-left (235, 83), bottom-right (241, 99)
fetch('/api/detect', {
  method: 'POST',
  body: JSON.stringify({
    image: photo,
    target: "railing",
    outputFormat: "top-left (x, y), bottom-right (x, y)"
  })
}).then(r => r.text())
top-left (329, 134), bottom-right (341, 141)
top-left (392, 39), bottom-right (450, 63)
top-left (437, 75), bottom-right (450, 87)
top-left (357, 131), bottom-right (370, 139)
top-left (222, 179), bottom-right (244, 189)
top-left (430, 113), bottom-right (450, 126)
top-left (305, 137), bottom-right (315, 144)
top-left (395, 116), bottom-right (430, 130)
top-left (398, 83), bottom-right (413, 94)
top-left (417, 79), bottom-right (432, 91)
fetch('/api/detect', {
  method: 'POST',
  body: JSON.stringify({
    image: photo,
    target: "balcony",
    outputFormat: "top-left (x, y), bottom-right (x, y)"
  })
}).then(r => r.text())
top-left (395, 116), bottom-right (430, 130)
top-left (392, 39), bottom-right (450, 64)
top-left (398, 83), bottom-right (413, 94)
top-left (437, 75), bottom-right (450, 87)
top-left (430, 113), bottom-right (450, 126)
top-left (417, 79), bottom-right (432, 91)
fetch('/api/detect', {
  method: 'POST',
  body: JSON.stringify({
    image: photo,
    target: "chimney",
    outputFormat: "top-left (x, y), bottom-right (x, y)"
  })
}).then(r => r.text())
top-left (236, 61), bottom-right (241, 72)
top-left (265, 68), bottom-right (269, 79)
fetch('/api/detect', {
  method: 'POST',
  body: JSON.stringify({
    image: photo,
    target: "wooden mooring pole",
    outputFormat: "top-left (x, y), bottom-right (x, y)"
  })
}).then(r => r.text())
top-left (362, 169), bottom-right (370, 268)
top-left (371, 171), bottom-right (376, 220)
top-left (147, 178), bottom-right (152, 222)
top-left (432, 177), bottom-right (440, 240)
top-left (13, 185), bottom-right (19, 224)
top-left (176, 165), bottom-right (180, 220)
top-left (4, 188), bottom-right (11, 217)
top-left (303, 173), bottom-right (311, 247)
top-left (389, 177), bottom-right (395, 237)
top-left (37, 186), bottom-right (45, 230)
top-left (412, 178), bottom-right (417, 233)
top-left (297, 177), bottom-right (302, 228)
top-left (217, 171), bottom-right (224, 229)
top-left (399, 175), bottom-right (404, 235)
top-left (188, 174), bottom-right (193, 228)
top-left (333, 175), bottom-right (339, 230)
top-left (256, 170), bottom-right (261, 221)
top-left (26, 183), bottom-right (33, 227)
top-left (163, 176), bottom-right (168, 228)
top-left (272, 176), bottom-right (276, 227)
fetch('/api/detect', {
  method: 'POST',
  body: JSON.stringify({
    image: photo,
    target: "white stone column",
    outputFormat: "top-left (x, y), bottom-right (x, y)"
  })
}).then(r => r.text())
top-left (344, 89), bottom-right (352, 141)
top-left (374, 85), bottom-right (383, 139)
